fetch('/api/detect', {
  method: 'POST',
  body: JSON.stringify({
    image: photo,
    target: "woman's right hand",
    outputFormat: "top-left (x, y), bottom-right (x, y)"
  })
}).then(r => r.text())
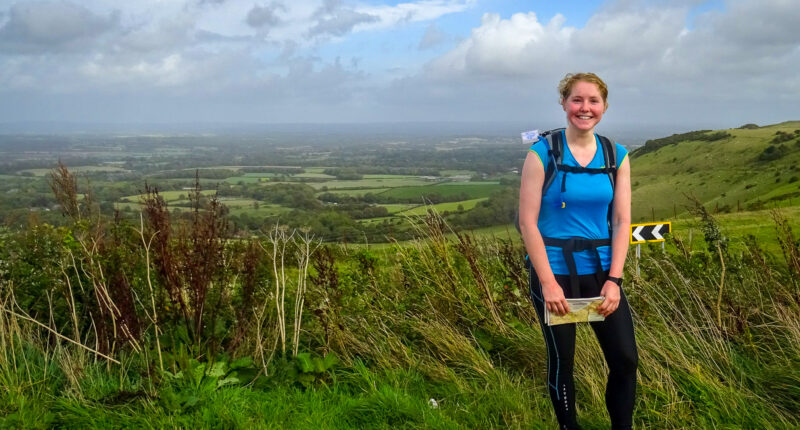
top-left (542, 281), bottom-right (570, 316)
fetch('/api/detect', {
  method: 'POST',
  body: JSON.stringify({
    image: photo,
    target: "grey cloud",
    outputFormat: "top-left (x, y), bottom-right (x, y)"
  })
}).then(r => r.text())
top-left (309, 8), bottom-right (379, 37)
top-left (708, 0), bottom-right (800, 49)
top-left (418, 23), bottom-right (447, 50)
top-left (0, 1), bottom-right (118, 54)
top-left (313, 0), bottom-right (343, 18)
top-left (246, 2), bottom-right (285, 28)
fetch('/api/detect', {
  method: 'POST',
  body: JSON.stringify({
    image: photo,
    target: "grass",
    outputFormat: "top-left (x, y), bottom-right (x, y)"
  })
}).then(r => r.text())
top-left (396, 199), bottom-right (487, 216)
top-left (2, 208), bottom-right (800, 428)
top-left (631, 122), bottom-right (800, 220)
top-left (380, 204), bottom-right (418, 214)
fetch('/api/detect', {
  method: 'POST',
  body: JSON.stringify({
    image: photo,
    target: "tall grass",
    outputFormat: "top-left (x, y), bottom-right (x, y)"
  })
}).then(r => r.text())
top-left (1, 168), bottom-right (799, 427)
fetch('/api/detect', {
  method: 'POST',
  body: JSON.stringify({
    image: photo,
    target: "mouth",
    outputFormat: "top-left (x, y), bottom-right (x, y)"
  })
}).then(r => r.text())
top-left (577, 115), bottom-right (593, 120)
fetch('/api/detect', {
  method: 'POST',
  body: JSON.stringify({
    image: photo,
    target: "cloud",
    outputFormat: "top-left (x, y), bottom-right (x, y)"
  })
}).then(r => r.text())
top-left (428, 12), bottom-right (573, 77)
top-left (0, 1), bottom-right (119, 54)
top-left (0, 0), bottom-right (796, 127)
top-left (246, 2), bottom-right (285, 28)
top-left (308, 7), bottom-right (379, 37)
top-left (418, 23), bottom-right (447, 50)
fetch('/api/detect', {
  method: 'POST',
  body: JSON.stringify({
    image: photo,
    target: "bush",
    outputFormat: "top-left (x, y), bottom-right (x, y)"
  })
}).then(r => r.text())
top-left (758, 144), bottom-right (789, 161)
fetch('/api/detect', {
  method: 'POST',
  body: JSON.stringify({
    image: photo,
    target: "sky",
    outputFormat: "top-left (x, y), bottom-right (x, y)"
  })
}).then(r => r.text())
top-left (0, 0), bottom-right (798, 131)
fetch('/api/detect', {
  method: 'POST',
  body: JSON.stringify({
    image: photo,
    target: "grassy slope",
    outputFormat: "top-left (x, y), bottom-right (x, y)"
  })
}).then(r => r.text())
top-left (630, 121), bottom-right (800, 222)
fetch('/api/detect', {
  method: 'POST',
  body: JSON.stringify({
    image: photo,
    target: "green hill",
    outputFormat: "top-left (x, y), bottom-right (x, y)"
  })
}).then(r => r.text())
top-left (630, 121), bottom-right (800, 222)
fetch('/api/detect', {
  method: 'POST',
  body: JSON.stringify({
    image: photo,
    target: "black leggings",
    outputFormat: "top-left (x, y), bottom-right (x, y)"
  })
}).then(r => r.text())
top-left (529, 270), bottom-right (638, 430)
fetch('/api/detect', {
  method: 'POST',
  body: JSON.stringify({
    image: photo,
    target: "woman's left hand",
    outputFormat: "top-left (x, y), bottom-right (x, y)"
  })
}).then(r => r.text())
top-left (597, 281), bottom-right (621, 317)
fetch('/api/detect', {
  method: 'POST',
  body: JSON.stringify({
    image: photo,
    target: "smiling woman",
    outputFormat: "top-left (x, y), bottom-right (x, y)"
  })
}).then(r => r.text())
top-left (518, 72), bottom-right (636, 430)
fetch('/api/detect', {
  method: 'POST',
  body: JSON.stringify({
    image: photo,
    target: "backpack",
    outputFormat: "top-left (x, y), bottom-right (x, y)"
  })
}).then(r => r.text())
top-left (515, 128), bottom-right (618, 234)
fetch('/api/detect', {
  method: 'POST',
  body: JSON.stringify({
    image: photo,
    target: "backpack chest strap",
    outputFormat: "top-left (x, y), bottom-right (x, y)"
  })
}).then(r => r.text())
top-left (556, 164), bottom-right (616, 175)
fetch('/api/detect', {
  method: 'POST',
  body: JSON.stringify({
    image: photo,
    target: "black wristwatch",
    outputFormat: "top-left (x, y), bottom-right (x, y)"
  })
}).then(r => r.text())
top-left (607, 276), bottom-right (623, 287)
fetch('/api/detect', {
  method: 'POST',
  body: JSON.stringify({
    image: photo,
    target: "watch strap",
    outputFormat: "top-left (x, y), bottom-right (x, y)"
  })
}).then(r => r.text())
top-left (607, 276), bottom-right (623, 287)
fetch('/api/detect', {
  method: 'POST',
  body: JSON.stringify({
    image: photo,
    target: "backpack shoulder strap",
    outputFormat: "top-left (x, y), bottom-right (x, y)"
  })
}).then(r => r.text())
top-left (596, 134), bottom-right (617, 234)
top-left (597, 134), bottom-right (617, 190)
top-left (542, 128), bottom-right (565, 194)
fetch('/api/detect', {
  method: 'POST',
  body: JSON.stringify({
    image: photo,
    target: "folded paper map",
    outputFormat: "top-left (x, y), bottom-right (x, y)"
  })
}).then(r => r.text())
top-left (545, 296), bottom-right (606, 326)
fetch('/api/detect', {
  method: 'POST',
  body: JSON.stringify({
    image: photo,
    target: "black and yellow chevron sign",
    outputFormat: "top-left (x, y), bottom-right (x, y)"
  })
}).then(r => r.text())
top-left (630, 222), bottom-right (671, 244)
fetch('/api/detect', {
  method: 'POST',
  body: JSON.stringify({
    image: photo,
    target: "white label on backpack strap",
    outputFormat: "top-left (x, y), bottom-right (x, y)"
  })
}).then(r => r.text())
top-left (521, 129), bottom-right (539, 144)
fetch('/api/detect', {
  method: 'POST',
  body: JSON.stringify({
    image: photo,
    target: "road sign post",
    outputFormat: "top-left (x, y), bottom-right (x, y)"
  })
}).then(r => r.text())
top-left (630, 221), bottom-right (672, 277)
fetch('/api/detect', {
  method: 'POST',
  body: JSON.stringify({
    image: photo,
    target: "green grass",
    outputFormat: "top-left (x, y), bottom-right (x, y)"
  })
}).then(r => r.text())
top-left (631, 122), bottom-right (800, 221)
top-left (303, 167), bottom-right (330, 174)
top-left (217, 198), bottom-right (262, 208)
top-left (113, 202), bottom-right (144, 211)
top-left (668, 204), bottom-right (800, 256)
top-left (397, 198), bottom-right (487, 216)
top-left (380, 204), bottom-right (418, 214)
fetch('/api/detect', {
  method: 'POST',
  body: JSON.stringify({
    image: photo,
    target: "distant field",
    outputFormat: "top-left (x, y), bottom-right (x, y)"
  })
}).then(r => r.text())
top-left (379, 182), bottom-right (503, 200)
top-left (19, 166), bottom-right (129, 176)
top-left (440, 170), bottom-right (476, 176)
top-left (303, 167), bottom-right (330, 174)
top-left (362, 174), bottom-right (420, 179)
top-left (380, 204), bottom-right (418, 214)
top-left (121, 189), bottom-right (217, 202)
top-left (225, 176), bottom-right (272, 184)
top-left (113, 202), bottom-right (144, 211)
top-left (217, 198), bottom-right (261, 208)
top-left (317, 188), bottom-right (390, 197)
top-left (436, 181), bottom-right (500, 186)
top-left (396, 198), bottom-right (487, 216)
top-left (310, 177), bottom-right (434, 190)
top-left (243, 173), bottom-right (279, 177)
top-left (294, 173), bottom-right (335, 179)
top-left (228, 204), bottom-right (292, 217)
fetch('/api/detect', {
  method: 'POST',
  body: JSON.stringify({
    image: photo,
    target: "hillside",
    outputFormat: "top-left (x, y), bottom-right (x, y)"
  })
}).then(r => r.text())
top-left (629, 121), bottom-right (800, 222)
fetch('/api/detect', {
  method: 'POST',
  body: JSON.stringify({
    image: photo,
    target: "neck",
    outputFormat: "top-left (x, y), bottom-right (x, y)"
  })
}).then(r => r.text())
top-left (565, 126), bottom-right (596, 148)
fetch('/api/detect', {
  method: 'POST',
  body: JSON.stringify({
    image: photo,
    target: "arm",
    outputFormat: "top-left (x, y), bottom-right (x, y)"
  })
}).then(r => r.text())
top-left (597, 154), bottom-right (631, 317)
top-left (519, 151), bottom-right (570, 315)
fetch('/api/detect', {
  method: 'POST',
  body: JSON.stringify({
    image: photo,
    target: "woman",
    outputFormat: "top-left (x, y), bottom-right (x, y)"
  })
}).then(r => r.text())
top-left (518, 73), bottom-right (637, 430)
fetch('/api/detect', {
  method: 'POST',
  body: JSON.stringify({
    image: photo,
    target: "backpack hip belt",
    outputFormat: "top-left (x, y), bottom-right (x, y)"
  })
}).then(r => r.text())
top-left (542, 237), bottom-right (611, 298)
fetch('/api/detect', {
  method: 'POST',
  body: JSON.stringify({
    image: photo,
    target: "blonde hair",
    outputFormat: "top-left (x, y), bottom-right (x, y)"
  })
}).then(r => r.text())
top-left (558, 73), bottom-right (608, 108)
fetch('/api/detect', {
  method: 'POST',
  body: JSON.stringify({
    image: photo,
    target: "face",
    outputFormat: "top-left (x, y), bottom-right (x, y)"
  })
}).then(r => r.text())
top-left (561, 80), bottom-right (606, 132)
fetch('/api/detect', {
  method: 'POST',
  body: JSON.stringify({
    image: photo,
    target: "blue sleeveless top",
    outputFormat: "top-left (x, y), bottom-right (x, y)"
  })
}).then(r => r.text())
top-left (529, 131), bottom-right (628, 275)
